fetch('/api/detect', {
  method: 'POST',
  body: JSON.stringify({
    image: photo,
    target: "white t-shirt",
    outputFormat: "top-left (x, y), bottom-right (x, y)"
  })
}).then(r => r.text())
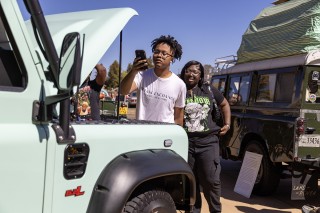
top-left (134, 69), bottom-right (186, 123)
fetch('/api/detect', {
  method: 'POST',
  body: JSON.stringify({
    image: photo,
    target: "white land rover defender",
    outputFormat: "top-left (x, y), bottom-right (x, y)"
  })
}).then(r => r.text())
top-left (0, 0), bottom-right (195, 212)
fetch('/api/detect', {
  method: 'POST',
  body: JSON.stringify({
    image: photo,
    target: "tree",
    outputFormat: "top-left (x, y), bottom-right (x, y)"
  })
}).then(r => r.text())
top-left (106, 60), bottom-right (120, 89)
top-left (125, 56), bottom-right (153, 73)
top-left (203, 64), bottom-right (213, 83)
top-left (121, 71), bottom-right (128, 80)
top-left (126, 63), bottom-right (133, 73)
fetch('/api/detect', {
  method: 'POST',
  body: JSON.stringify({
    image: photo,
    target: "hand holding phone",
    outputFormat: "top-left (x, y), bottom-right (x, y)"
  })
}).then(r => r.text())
top-left (135, 49), bottom-right (148, 70)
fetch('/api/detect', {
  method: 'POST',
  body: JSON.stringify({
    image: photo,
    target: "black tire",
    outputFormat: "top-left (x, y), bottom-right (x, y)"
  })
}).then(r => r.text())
top-left (244, 141), bottom-right (280, 195)
top-left (123, 190), bottom-right (176, 213)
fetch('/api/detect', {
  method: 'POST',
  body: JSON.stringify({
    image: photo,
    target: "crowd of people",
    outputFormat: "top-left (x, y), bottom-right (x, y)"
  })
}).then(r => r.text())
top-left (74, 34), bottom-right (231, 212)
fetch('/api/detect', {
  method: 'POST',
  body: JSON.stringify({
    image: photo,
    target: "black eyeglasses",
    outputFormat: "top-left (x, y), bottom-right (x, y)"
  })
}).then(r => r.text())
top-left (153, 50), bottom-right (173, 58)
top-left (185, 69), bottom-right (201, 76)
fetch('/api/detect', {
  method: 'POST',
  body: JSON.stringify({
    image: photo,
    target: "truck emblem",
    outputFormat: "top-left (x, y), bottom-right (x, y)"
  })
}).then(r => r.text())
top-left (309, 94), bottom-right (317, 103)
top-left (65, 186), bottom-right (85, 197)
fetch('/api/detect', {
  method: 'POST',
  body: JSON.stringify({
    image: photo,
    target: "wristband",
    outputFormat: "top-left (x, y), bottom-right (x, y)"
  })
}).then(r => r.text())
top-left (225, 124), bottom-right (230, 130)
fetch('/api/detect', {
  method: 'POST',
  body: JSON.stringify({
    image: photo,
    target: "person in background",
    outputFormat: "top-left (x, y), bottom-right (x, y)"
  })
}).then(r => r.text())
top-left (88, 63), bottom-right (107, 120)
top-left (228, 93), bottom-right (239, 105)
top-left (110, 92), bottom-right (115, 101)
top-left (78, 101), bottom-right (91, 116)
top-left (120, 35), bottom-right (186, 125)
top-left (181, 60), bottom-right (231, 213)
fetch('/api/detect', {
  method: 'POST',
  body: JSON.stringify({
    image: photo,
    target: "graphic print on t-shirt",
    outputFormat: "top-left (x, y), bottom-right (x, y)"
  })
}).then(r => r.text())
top-left (184, 95), bottom-right (211, 132)
top-left (143, 87), bottom-right (175, 102)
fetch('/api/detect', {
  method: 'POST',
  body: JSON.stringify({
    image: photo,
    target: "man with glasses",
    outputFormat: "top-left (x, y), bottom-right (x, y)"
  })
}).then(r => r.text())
top-left (120, 35), bottom-right (186, 126)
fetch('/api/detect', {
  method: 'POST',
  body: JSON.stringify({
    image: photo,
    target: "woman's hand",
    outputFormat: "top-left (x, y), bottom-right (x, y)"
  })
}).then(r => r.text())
top-left (219, 124), bottom-right (230, 136)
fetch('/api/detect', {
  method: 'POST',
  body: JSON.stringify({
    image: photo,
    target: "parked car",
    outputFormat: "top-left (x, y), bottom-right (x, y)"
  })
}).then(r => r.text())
top-left (128, 91), bottom-right (137, 107)
top-left (100, 95), bottom-right (128, 118)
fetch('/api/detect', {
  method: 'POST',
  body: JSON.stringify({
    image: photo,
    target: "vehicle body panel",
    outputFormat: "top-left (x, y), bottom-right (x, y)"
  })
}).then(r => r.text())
top-left (25, 8), bottom-right (138, 84)
top-left (213, 52), bottom-right (320, 167)
top-left (46, 122), bottom-right (188, 212)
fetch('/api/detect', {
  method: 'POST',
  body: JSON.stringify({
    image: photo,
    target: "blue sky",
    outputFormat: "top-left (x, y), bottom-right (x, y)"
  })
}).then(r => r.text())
top-left (18, 0), bottom-right (273, 74)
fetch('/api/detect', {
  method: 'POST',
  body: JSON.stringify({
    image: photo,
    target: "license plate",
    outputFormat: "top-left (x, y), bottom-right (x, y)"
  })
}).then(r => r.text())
top-left (298, 135), bottom-right (320, 147)
top-left (119, 107), bottom-right (128, 115)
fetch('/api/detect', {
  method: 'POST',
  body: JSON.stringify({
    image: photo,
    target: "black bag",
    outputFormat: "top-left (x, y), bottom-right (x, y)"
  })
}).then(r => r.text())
top-left (207, 85), bottom-right (223, 127)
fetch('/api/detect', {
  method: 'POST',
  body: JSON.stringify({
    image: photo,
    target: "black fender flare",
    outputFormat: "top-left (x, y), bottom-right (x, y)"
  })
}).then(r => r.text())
top-left (86, 149), bottom-right (195, 213)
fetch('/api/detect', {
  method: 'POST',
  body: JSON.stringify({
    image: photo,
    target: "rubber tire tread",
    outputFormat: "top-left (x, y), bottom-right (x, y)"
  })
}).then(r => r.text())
top-left (123, 189), bottom-right (176, 213)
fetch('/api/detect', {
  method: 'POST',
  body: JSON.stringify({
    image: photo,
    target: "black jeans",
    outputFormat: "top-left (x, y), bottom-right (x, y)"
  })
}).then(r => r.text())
top-left (188, 140), bottom-right (221, 213)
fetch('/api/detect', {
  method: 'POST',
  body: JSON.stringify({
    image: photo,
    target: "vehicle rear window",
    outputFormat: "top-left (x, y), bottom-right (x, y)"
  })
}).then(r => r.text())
top-left (212, 78), bottom-right (226, 94)
top-left (227, 75), bottom-right (250, 105)
top-left (256, 72), bottom-right (294, 103)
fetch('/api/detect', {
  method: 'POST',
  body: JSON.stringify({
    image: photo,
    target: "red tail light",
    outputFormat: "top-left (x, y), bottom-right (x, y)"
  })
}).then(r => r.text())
top-left (297, 118), bottom-right (304, 126)
top-left (296, 118), bottom-right (305, 135)
top-left (296, 126), bottom-right (304, 135)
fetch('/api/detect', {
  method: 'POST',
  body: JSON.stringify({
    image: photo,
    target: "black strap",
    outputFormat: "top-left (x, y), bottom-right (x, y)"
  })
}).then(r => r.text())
top-left (207, 85), bottom-right (222, 124)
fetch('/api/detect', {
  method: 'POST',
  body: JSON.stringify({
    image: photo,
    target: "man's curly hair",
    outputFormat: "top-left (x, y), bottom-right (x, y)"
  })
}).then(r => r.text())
top-left (151, 35), bottom-right (183, 62)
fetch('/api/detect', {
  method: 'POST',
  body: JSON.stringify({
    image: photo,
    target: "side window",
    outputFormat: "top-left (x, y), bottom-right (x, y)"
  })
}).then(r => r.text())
top-left (228, 76), bottom-right (240, 105)
top-left (211, 78), bottom-right (220, 90)
top-left (274, 72), bottom-right (294, 102)
top-left (0, 14), bottom-right (25, 91)
top-left (256, 72), bottom-right (294, 103)
top-left (227, 75), bottom-right (250, 105)
top-left (212, 78), bottom-right (226, 94)
top-left (256, 74), bottom-right (276, 102)
top-left (239, 75), bottom-right (250, 104)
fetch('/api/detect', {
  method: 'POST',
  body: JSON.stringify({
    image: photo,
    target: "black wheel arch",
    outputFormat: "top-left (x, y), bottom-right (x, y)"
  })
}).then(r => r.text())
top-left (240, 132), bottom-right (267, 159)
top-left (86, 149), bottom-right (196, 213)
top-left (241, 137), bottom-right (281, 195)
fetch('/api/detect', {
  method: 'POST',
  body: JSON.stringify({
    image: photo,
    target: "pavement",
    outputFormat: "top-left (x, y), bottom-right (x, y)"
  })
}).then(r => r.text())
top-left (197, 159), bottom-right (320, 213)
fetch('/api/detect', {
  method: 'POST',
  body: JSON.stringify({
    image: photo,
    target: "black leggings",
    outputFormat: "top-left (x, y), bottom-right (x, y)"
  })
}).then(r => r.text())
top-left (188, 141), bottom-right (221, 213)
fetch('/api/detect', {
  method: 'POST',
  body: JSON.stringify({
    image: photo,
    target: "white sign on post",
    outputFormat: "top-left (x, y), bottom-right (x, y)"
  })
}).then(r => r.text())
top-left (234, 151), bottom-right (263, 198)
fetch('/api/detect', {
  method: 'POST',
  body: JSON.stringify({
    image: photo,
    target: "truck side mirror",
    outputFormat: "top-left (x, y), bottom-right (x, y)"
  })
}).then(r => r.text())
top-left (58, 32), bottom-right (81, 91)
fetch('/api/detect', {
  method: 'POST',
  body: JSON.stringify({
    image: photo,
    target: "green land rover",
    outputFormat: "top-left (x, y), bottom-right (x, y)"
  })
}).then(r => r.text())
top-left (212, 0), bottom-right (320, 197)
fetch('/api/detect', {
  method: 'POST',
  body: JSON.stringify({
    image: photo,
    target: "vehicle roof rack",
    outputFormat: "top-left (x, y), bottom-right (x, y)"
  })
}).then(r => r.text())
top-left (214, 55), bottom-right (237, 72)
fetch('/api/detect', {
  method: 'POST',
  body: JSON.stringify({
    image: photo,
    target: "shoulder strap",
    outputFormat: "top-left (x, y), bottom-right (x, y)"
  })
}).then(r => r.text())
top-left (207, 85), bottom-right (217, 102)
top-left (207, 84), bottom-right (222, 122)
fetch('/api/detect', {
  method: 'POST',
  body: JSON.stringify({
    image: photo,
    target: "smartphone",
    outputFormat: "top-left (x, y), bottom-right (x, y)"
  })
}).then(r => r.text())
top-left (135, 49), bottom-right (146, 60)
top-left (135, 49), bottom-right (148, 70)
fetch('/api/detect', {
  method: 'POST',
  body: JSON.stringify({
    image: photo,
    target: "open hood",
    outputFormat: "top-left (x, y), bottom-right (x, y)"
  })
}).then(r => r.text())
top-left (26, 7), bottom-right (138, 83)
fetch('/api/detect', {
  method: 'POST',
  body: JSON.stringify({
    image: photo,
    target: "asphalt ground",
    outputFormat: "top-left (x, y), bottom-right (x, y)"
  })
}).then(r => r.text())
top-left (126, 107), bottom-right (320, 213)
